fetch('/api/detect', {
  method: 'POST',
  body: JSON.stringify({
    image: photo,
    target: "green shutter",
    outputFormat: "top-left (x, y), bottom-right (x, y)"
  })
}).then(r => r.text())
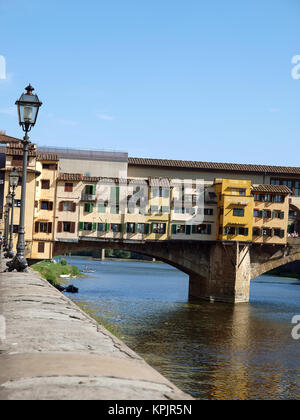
top-left (119, 224), bottom-right (123, 233)
top-left (90, 203), bottom-right (94, 213)
top-left (145, 224), bottom-right (149, 234)
top-left (79, 222), bottom-right (84, 231)
top-left (106, 223), bottom-right (110, 232)
top-left (280, 211), bottom-right (284, 219)
top-left (92, 223), bottom-right (97, 231)
top-left (207, 224), bottom-right (212, 235)
top-left (280, 230), bottom-right (285, 238)
top-left (186, 225), bottom-right (191, 235)
top-left (172, 224), bottom-right (177, 235)
top-left (92, 185), bottom-right (96, 195)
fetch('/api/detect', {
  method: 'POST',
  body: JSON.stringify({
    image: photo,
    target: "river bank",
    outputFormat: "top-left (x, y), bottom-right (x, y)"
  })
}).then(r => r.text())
top-left (0, 259), bottom-right (191, 400)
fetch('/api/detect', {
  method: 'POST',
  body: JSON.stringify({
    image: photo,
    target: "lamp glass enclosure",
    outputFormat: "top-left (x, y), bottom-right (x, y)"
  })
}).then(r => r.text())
top-left (9, 169), bottom-right (19, 188)
top-left (15, 85), bottom-right (42, 129)
top-left (6, 194), bottom-right (12, 205)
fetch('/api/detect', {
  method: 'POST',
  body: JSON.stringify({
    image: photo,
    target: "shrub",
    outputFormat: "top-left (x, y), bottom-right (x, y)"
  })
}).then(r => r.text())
top-left (60, 258), bottom-right (67, 266)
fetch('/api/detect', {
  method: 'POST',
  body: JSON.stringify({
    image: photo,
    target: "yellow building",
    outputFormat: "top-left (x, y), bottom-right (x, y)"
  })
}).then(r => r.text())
top-left (251, 184), bottom-right (290, 244)
top-left (215, 178), bottom-right (253, 242)
top-left (31, 153), bottom-right (59, 260)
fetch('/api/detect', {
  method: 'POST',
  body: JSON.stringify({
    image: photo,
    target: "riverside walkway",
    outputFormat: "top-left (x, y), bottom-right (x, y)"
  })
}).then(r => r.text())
top-left (0, 257), bottom-right (192, 400)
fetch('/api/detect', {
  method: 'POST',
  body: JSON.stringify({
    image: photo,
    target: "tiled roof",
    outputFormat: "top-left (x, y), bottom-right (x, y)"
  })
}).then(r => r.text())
top-left (6, 149), bottom-right (37, 157)
top-left (252, 184), bottom-right (291, 194)
top-left (0, 166), bottom-right (41, 175)
top-left (0, 134), bottom-right (22, 144)
top-left (37, 153), bottom-right (59, 162)
top-left (128, 157), bottom-right (300, 175)
top-left (57, 173), bottom-right (83, 181)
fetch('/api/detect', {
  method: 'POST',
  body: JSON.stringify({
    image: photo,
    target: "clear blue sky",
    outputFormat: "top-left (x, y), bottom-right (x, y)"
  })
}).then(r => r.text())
top-left (0, 0), bottom-right (300, 165)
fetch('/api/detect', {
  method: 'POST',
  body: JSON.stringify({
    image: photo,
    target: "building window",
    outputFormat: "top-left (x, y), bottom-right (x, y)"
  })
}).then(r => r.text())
top-left (152, 223), bottom-right (166, 234)
top-left (38, 242), bottom-right (45, 253)
top-left (97, 223), bottom-right (105, 232)
top-left (192, 224), bottom-right (212, 234)
top-left (97, 203), bottom-right (107, 213)
top-left (253, 193), bottom-right (260, 201)
top-left (274, 195), bottom-right (284, 203)
top-left (204, 208), bottom-right (214, 216)
top-left (253, 209), bottom-right (260, 218)
top-left (126, 223), bottom-right (136, 233)
top-left (84, 203), bottom-right (94, 213)
top-left (225, 226), bottom-right (236, 235)
top-left (172, 224), bottom-right (185, 234)
top-left (65, 183), bottom-right (73, 192)
top-left (174, 207), bottom-right (185, 214)
top-left (14, 200), bottom-right (21, 208)
top-left (239, 189), bottom-right (246, 196)
top-left (262, 228), bottom-right (272, 237)
top-left (262, 210), bottom-right (271, 218)
top-left (233, 208), bottom-right (244, 217)
top-left (85, 185), bottom-right (96, 195)
top-left (150, 205), bottom-right (159, 214)
top-left (237, 227), bottom-right (249, 236)
top-left (35, 222), bottom-right (52, 233)
top-left (41, 201), bottom-right (53, 211)
top-left (161, 206), bottom-right (170, 214)
top-left (13, 225), bottom-right (19, 233)
top-left (41, 180), bottom-right (50, 189)
top-left (136, 223), bottom-right (147, 234)
top-left (253, 227), bottom-right (261, 236)
top-left (111, 223), bottom-right (122, 233)
top-left (42, 163), bottom-right (57, 170)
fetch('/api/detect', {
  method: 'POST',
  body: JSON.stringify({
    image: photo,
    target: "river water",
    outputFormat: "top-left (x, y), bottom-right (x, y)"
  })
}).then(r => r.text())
top-left (64, 257), bottom-right (300, 400)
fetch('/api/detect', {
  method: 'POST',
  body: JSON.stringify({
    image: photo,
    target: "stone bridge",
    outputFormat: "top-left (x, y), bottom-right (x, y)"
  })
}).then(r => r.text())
top-left (53, 239), bottom-right (300, 304)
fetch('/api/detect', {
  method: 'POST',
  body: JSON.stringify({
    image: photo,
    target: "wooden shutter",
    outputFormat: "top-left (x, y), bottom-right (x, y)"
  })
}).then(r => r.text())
top-left (79, 222), bottom-right (83, 231)
top-left (207, 224), bottom-right (212, 235)
top-left (48, 222), bottom-right (52, 234)
top-left (172, 224), bottom-right (177, 235)
top-left (49, 202), bottom-right (53, 211)
top-left (70, 222), bottom-right (76, 234)
top-left (145, 224), bottom-right (149, 235)
top-left (92, 185), bottom-right (96, 195)
top-left (106, 223), bottom-right (110, 232)
top-left (59, 201), bottom-right (64, 211)
top-left (72, 202), bottom-right (76, 212)
top-left (280, 211), bottom-right (284, 219)
top-left (35, 222), bottom-right (39, 233)
top-left (186, 225), bottom-right (191, 235)
top-left (92, 223), bottom-right (97, 231)
top-left (57, 221), bottom-right (62, 233)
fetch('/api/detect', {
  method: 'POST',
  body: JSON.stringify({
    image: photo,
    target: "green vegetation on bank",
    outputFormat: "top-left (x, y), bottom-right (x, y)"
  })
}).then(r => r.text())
top-left (32, 258), bottom-right (83, 286)
top-left (71, 299), bottom-right (124, 340)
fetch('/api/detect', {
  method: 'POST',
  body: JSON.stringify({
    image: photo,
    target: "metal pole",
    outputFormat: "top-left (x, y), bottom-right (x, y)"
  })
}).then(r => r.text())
top-left (5, 187), bottom-right (15, 259)
top-left (7, 132), bottom-right (30, 272)
top-left (3, 205), bottom-right (9, 253)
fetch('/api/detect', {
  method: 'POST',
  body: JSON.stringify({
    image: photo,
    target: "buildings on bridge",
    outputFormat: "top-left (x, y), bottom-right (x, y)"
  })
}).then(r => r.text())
top-left (0, 133), bottom-right (294, 262)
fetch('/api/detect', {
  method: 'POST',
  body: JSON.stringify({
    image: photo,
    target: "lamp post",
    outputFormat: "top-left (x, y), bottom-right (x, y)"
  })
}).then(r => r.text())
top-left (5, 168), bottom-right (19, 259)
top-left (3, 201), bottom-right (10, 253)
top-left (7, 85), bottom-right (42, 272)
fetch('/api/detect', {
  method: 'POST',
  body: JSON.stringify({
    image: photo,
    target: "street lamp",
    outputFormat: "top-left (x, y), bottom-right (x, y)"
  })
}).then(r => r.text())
top-left (5, 168), bottom-right (19, 259)
top-left (7, 85), bottom-right (42, 272)
top-left (3, 201), bottom-right (10, 254)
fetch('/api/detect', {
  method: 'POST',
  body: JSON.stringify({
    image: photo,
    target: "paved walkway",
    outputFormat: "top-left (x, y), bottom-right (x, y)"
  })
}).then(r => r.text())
top-left (0, 254), bottom-right (192, 400)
